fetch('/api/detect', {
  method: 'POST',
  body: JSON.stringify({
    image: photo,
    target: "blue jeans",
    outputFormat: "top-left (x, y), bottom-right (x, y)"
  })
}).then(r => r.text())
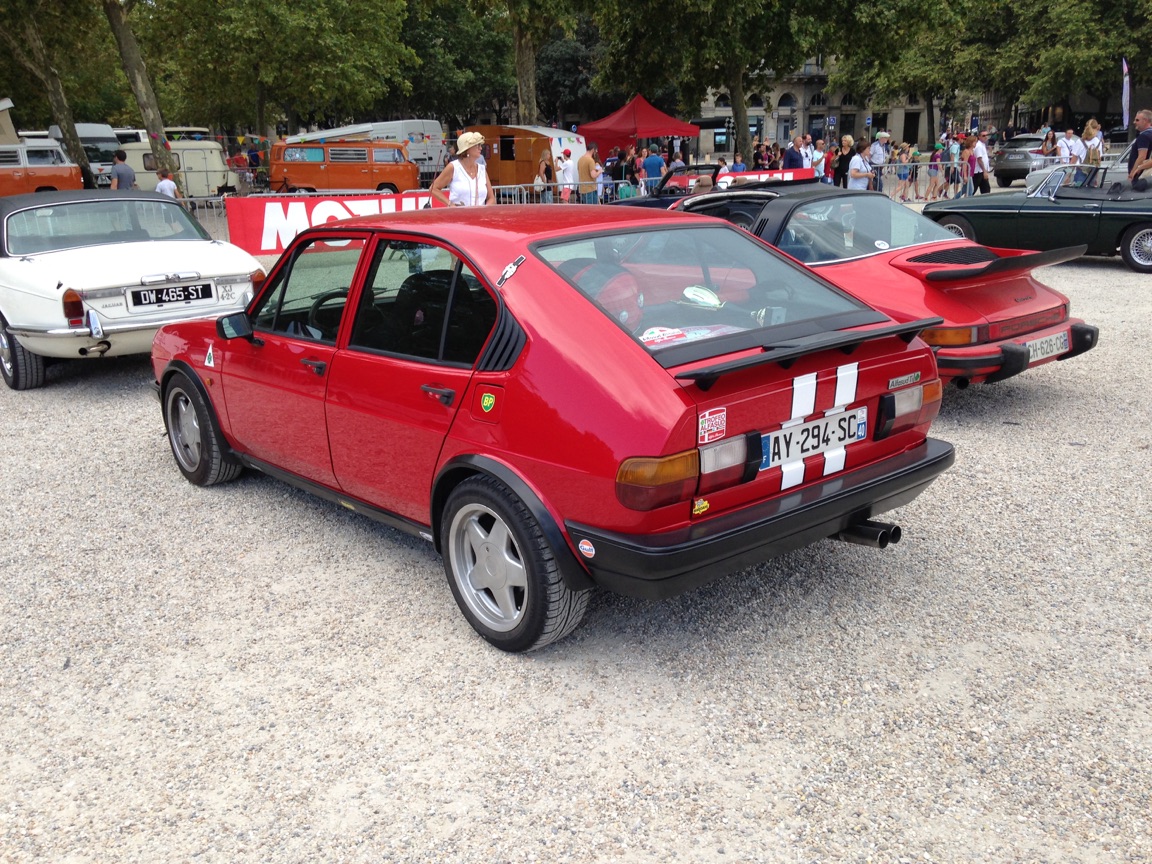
top-left (581, 191), bottom-right (599, 205)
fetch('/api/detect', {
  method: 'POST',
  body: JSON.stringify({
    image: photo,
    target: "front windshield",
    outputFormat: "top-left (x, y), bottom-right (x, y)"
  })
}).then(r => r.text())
top-left (83, 137), bottom-right (121, 164)
top-left (5, 199), bottom-right (210, 255)
top-left (777, 194), bottom-right (960, 263)
top-left (535, 224), bottom-right (869, 353)
top-left (1030, 165), bottom-right (1105, 198)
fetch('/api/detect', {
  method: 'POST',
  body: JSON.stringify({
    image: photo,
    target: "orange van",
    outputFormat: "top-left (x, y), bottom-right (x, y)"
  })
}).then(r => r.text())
top-left (268, 140), bottom-right (419, 193)
top-left (0, 140), bottom-right (83, 196)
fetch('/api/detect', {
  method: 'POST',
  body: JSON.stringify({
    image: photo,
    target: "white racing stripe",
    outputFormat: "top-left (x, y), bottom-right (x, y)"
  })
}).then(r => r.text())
top-left (823, 363), bottom-right (860, 477)
top-left (780, 373), bottom-right (818, 490)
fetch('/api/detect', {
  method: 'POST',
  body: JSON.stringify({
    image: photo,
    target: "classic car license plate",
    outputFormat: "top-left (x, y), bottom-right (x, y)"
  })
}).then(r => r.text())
top-left (130, 284), bottom-right (214, 308)
top-left (762, 407), bottom-right (868, 470)
top-left (1025, 330), bottom-right (1069, 362)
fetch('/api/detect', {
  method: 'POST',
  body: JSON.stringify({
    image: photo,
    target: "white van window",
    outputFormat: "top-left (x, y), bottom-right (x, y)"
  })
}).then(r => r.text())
top-left (284, 147), bottom-right (324, 163)
top-left (143, 153), bottom-right (182, 171)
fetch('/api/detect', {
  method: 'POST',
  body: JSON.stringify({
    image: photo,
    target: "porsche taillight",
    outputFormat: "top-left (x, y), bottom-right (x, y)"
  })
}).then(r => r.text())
top-left (920, 325), bottom-right (987, 346)
top-left (62, 289), bottom-right (84, 327)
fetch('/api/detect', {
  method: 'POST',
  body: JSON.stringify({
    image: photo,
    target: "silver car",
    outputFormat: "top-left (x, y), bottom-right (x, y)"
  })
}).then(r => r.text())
top-left (991, 134), bottom-right (1057, 187)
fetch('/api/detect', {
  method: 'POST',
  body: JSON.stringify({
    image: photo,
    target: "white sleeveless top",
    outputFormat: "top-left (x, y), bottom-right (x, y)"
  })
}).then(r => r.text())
top-left (448, 160), bottom-right (489, 206)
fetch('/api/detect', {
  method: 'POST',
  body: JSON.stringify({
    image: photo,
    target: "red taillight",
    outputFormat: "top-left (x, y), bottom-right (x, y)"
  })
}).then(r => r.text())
top-left (616, 433), bottom-right (760, 511)
top-left (874, 380), bottom-right (943, 439)
top-left (616, 451), bottom-right (699, 510)
top-left (62, 289), bottom-right (84, 327)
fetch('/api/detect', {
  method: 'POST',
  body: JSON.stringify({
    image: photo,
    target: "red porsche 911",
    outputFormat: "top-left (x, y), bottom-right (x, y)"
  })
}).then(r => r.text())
top-left (152, 206), bottom-right (954, 651)
top-left (676, 185), bottom-right (1100, 388)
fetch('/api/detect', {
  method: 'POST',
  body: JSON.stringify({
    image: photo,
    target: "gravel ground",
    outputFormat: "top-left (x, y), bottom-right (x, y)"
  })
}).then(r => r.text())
top-left (1, 255), bottom-right (1149, 863)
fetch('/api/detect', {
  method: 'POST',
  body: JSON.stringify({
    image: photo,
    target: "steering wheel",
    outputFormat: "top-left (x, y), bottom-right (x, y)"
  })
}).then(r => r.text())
top-left (308, 289), bottom-right (349, 335)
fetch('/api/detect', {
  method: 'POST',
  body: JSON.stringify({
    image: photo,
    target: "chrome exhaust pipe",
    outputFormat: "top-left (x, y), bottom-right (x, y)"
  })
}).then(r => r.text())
top-left (836, 519), bottom-right (902, 549)
top-left (78, 341), bottom-right (111, 357)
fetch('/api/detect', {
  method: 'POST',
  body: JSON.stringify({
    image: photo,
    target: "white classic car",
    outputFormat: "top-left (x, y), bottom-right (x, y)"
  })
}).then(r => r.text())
top-left (0, 190), bottom-right (263, 390)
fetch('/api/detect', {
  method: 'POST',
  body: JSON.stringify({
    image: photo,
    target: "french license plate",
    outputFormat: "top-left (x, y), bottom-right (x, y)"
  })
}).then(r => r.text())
top-left (1025, 330), bottom-right (1069, 362)
top-left (1007, 153), bottom-right (1026, 160)
top-left (761, 407), bottom-right (868, 470)
top-left (130, 284), bottom-right (214, 308)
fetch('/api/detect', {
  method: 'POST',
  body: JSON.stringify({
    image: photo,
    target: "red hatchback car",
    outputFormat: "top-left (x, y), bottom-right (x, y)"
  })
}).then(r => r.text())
top-left (152, 206), bottom-right (954, 651)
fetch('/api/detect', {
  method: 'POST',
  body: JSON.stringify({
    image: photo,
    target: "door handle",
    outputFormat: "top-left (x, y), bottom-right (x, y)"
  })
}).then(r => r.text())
top-left (301, 358), bottom-right (327, 375)
top-left (421, 384), bottom-right (455, 406)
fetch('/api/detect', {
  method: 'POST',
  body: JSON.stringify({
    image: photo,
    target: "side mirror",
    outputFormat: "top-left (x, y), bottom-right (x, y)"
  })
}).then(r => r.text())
top-left (217, 312), bottom-right (253, 340)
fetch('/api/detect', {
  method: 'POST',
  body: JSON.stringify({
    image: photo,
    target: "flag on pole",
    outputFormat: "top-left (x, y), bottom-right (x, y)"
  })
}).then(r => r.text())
top-left (1123, 58), bottom-right (1131, 128)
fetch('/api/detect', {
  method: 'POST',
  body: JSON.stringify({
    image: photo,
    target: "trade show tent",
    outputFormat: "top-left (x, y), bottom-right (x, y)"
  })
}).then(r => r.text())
top-left (578, 95), bottom-right (699, 155)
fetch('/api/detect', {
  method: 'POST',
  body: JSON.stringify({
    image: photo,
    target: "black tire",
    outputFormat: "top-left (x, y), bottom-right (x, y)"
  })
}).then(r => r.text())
top-left (441, 475), bottom-right (589, 652)
top-left (0, 314), bottom-right (47, 391)
top-left (995, 175), bottom-right (1012, 188)
top-left (938, 214), bottom-right (977, 241)
top-left (162, 371), bottom-right (243, 486)
top-left (377, 184), bottom-right (398, 194)
top-left (1119, 223), bottom-right (1152, 273)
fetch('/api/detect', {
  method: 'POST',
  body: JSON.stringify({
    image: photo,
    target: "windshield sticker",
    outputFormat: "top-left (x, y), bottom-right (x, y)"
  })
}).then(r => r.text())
top-left (205, 343), bottom-right (215, 368)
top-left (699, 407), bottom-right (727, 444)
top-left (640, 326), bottom-right (688, 345)
top-left (496, 255), bottom-right (526, 287)
top-left (874, 240), bottom-right (890, 250)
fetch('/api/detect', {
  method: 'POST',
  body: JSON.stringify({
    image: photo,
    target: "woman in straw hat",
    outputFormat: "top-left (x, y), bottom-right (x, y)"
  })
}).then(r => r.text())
top-left (431, 131), bottom-right (495, 206)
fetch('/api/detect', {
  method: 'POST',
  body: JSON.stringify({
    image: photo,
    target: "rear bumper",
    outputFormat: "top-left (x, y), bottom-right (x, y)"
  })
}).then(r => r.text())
top-left (935, 321), bottom-right (1098, 384)
top-left (565, 438), bottom-right (955, 600)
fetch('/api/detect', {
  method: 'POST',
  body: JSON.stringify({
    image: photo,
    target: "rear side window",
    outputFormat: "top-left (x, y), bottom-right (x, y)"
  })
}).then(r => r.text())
top-left (26, 148), bottom-right (66, 166)
top-left (373, 148), bottom-right (404, 163)
top-left (328, 148), bottom-right (368, 163)
top-left (0, 149), bottom-right (20, 167)
top-left (536, 224), bottom-right (869, 356)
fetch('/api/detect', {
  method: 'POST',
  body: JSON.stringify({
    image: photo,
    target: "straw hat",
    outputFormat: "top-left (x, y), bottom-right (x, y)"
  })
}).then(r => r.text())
top-left (457, 131), bottom-right (484, 154)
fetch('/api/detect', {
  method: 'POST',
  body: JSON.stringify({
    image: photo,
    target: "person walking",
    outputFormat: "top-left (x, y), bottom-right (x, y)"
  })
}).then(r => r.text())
top-left (109, 149), bottom-right (136, 191)
top-left (155, 169), bottom-right (181, 200)
top-left (848, 141), bottom-right (873, 190)
top-left (833, 135), bottom-right (854, 188)
top-left (782, 135), bottom-right (805, 169)
top-left (430, 131), bottom-right (494, 206)
top-left (972, 130), bottom-right (992, 194)
top-left (869, 131), bottom-right (890, 192)
top-left (642, 146), bottom-right (665, 191)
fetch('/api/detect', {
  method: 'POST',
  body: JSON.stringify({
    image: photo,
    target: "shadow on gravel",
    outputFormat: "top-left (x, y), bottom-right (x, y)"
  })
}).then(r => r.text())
top-left (42, 354), bottom-right (155, 390)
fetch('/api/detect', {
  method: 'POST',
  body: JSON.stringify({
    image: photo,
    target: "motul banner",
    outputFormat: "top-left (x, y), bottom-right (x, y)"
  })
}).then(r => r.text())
top-left (224, 192), bottom-right (433, 255)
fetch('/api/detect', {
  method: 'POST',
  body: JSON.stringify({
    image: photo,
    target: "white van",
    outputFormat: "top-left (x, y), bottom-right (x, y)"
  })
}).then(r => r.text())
top-left (287, 119), bottom-right (447, 179)
top-left (120, 140), bottom-right (238, 197)
top-left (49, 122), bottom-right (120, 187)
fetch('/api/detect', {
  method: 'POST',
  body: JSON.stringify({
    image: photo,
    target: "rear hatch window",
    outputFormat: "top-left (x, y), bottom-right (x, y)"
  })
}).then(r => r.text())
top-left (534, 223), bottom-right (888, 367)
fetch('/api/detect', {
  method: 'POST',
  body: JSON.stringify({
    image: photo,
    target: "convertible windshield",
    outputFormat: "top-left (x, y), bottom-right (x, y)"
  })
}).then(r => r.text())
top-left (777, 195), bottom-right (959, 264)
top-left (5, 199), bottom-right (210, 255)
top-left (536, 224), bottom-right (874, 354)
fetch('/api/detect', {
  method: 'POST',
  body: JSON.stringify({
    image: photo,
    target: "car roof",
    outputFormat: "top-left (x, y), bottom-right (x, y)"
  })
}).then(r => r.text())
top-left (0, 189), bottom-right (177, 219)
top-left (314, 203), bottom-right (718, 243)
top-left (687, 184), bottom-right (879, 207)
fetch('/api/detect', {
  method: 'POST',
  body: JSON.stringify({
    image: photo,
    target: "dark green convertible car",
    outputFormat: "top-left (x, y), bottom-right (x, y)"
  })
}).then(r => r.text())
top-left (922, 164), bottom-right (1152, 273)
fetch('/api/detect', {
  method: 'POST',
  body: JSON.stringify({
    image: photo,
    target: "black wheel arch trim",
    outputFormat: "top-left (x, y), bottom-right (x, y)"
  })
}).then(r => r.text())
top-left (433, 455), bottom-right (596, 592)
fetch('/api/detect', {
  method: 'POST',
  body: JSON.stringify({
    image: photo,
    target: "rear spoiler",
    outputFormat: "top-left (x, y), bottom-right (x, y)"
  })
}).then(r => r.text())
top-left (924, 245), bottom-right (1086, 282)
top-left (676, 317), bottom-right (943, 391)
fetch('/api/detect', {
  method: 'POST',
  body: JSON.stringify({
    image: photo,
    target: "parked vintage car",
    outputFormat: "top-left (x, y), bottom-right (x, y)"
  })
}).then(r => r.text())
top-left (926, 162), bottom-right (1152, 273)
top-left (1024, 140), bottom-right (1134, 191)
top-left (0, 191), bottom-right (264, 390)
top-left (152, 206), bottom-right (955, 651)
top-left (675, 185), bottom-right (1099, 387)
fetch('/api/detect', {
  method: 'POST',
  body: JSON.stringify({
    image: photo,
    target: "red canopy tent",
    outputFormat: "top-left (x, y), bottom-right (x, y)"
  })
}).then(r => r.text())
top-left (578, 95), bottom-right (699, 156)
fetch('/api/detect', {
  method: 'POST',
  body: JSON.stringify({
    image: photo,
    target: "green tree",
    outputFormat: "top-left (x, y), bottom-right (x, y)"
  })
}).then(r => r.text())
top-left (594, 0), bottom-right (813, 160)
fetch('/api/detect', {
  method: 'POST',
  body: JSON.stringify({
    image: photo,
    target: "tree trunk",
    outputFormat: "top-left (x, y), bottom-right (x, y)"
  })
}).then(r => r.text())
top-left (513, 21), bottom-right (538, 126)
top-left (727, 65), bottom-right (751, 165)
top-left (0, 19), bottom-right (95, 188)
top-left (101, 0), bottom-right (180, 189)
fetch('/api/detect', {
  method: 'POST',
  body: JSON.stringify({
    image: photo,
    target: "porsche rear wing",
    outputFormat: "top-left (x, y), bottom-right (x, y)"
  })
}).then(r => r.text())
top-left (923, 245), bottom-right (1086, 283)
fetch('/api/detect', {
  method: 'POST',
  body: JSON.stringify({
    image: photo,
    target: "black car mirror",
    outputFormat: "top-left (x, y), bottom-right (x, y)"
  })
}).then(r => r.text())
top-left (217, 312), bottom-right (254, 340)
